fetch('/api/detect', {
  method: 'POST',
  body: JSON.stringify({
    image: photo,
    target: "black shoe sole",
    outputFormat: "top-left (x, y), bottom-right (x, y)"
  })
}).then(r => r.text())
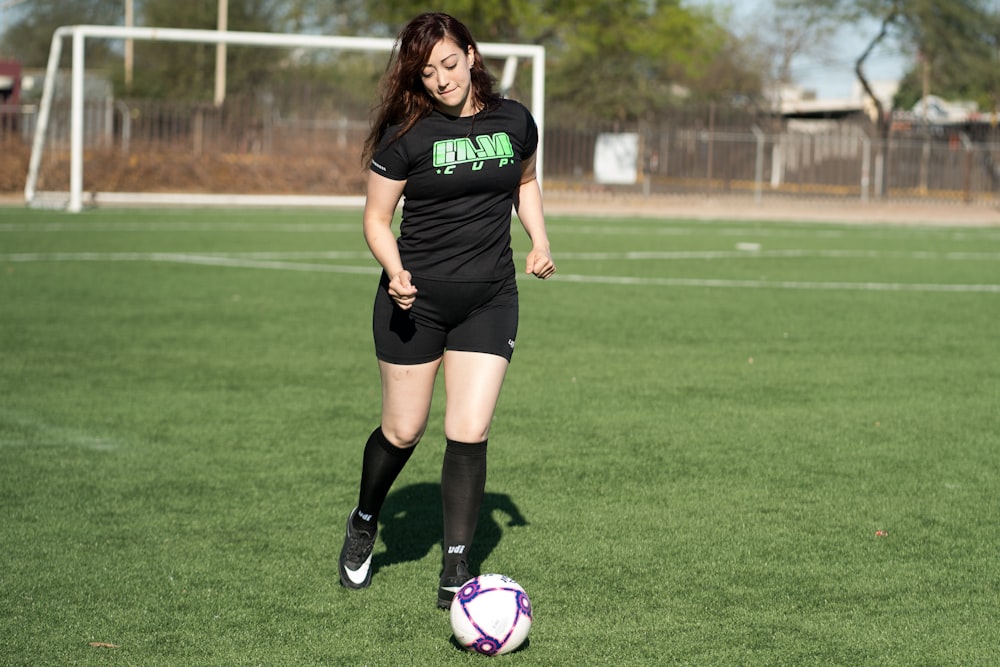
top-left (437, 590), bottom-right (456, 610)
top-left (437, 579), bottom-right (465, 610)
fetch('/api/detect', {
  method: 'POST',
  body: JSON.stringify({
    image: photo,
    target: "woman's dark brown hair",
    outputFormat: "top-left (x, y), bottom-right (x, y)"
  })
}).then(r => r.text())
top-left (362, 12), bottom-right (500, 166)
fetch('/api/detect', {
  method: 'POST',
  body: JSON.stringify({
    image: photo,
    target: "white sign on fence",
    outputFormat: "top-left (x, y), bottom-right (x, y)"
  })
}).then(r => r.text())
top-left (593, 132), bottom-right (639, 185)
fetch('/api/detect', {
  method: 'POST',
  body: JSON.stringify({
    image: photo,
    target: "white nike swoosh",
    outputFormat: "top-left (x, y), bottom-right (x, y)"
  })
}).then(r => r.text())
top-left (344, 554), bottom-right (373, 585)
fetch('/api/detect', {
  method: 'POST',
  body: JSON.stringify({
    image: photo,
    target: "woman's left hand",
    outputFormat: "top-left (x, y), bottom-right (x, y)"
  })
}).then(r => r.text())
top-left (525, 247), bottom-right (556, 280)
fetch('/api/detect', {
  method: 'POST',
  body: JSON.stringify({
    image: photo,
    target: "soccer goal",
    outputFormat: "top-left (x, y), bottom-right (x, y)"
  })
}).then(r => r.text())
top-left (25, 24), bottom-right (546, 212)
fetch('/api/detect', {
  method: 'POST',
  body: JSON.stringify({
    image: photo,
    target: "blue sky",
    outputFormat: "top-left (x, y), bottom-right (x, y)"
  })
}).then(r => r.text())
top-left (784, 21), bottom-right (908, 99)
top-left (690, 0), bottom-right (909, 100)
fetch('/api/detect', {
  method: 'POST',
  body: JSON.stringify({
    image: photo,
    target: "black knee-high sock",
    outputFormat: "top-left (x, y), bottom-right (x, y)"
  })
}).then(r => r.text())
top-left (441, 438), bottom-right (487, 573)
top-left (354, 427), bottom-right (414, 532)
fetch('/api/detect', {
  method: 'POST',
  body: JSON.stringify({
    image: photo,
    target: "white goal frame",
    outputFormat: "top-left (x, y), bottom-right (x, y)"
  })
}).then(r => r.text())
top-left (25, 24), bottom-right (546, 212)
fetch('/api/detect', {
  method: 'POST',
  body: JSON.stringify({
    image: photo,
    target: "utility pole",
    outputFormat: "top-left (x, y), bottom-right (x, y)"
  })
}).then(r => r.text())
top-left (125, 0), bottom-right (133, 91)
top-left (214, 0), bottom-right (227, 107)
top-left (919, 50), bottom-right (931, 195)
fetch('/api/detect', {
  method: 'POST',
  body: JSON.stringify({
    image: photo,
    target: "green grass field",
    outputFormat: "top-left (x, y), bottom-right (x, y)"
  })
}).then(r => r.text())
top-left (2, 206), bottom-right (999, 665)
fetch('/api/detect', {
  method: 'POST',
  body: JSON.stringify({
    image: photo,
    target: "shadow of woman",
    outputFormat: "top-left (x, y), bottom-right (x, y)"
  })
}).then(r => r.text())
top-left (373, 481), bottom-right (528, 577)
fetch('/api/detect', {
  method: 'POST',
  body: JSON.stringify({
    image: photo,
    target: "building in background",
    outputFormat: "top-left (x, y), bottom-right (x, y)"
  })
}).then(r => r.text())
top-left (0, 59), bottom-right (21, 104)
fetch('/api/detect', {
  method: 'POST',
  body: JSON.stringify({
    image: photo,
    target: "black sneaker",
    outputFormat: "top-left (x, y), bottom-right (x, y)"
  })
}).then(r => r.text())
top-left (338, 508), bottom-right (376, 589)
top-left (436, 560), bottom-right (471, 610)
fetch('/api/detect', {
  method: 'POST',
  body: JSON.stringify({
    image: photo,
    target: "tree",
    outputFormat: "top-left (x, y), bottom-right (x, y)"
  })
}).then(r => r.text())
top-left (294, 0), bottom-right (761, 122)
top-left (3, 0), bottom-right (765, 122)
top-left (889, 0), bottom-right (1000, 111)
top-left (778, 0), bottom-right (1000, 111)
top-left (546, 1), bottom-right (683, 122)
top-left (126, 0), bottom-right (284, 101)
top-left (1, 0), bottom-right (123, 68)
top-left (779, 0), bottom-right (1000, 197)
top-left (766, 0), bottom-right (843, 95)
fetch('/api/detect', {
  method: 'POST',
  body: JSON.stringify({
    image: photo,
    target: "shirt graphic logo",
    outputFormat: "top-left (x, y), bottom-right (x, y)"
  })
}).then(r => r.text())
top-left (433, 133), bottom-right (514, 174)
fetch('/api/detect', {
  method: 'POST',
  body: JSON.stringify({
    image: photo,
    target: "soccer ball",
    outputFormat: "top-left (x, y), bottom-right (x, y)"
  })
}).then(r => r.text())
top-left (449, 574), bottom-right (532, 656)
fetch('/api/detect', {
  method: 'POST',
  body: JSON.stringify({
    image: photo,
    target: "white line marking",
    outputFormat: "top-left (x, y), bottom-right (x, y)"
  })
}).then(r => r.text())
top-left (0, 411), bottom-right (120, 451)
top-left (3, 252), bottom-right (997, 293)
top-left (6, 249), bottom-right (1000, 263)
top-left (5, 220), bottom-right (1000, 242)
top-left (554, 273), bottom-right (1000, 293)
top-left (0, 222), bottom-right (358, 233)
top-left (550, 224), bottom-right (1000, 242)
top-left (556, 249), bottom-right (1000, 261)
top-left (2, 251), bottom-right (379, 275)
top-left (4, 251), bottom-right (373, 261)
top-left (146, 254), bottom-right (380, 275)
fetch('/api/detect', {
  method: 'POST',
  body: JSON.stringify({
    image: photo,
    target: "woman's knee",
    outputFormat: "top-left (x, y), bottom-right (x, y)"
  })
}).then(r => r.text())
top-left (443, 417), bottom-right (491, 445)
top-left (380, 422), bottom-right (426, 449)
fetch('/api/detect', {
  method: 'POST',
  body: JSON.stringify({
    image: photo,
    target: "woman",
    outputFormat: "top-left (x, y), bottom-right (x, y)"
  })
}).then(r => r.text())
top-left (338, 12), bottom-right (555, 609)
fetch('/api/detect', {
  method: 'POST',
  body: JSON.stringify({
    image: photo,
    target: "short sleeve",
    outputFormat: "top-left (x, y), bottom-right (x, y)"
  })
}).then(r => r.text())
top-left (370, 126), bottom-right (409, 181)
top-left (520, 103), bottom-right (538, 159)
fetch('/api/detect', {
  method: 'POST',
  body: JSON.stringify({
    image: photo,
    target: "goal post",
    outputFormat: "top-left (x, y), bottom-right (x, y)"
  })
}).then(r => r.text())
top-left (25, 24), bottom-right (546, 212)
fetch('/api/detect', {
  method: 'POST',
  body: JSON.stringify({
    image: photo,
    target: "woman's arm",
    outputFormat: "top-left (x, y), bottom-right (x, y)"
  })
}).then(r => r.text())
top-left (516, 152), bottom-right (556, 280)
top-left (363, 172), bottom-right (417, 309)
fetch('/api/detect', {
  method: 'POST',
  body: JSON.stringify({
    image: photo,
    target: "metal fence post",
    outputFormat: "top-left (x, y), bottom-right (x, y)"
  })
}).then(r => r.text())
top-left (752, 125), bottom-right (764, 204)
top-left (860, 132), bottom-right (871, 203)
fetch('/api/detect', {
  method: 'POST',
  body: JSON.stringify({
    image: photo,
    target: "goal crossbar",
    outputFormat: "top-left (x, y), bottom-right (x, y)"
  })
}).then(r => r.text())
top-left (25, 24), bottom-right (546, 212)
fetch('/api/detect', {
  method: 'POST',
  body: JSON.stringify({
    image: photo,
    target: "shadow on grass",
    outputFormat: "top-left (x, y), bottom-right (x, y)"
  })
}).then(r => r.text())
top-left (374, 482), bottom-right (528, 576)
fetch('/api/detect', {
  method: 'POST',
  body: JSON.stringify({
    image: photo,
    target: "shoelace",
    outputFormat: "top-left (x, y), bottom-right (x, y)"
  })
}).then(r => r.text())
top-left (346, 530), bottom-right (374, 562)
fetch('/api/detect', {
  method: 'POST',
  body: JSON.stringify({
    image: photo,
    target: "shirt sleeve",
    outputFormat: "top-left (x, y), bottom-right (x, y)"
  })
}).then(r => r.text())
top-left (520, 103), bottom-right (539, 159)
top-left (370, 127), bottom-right (409, 181)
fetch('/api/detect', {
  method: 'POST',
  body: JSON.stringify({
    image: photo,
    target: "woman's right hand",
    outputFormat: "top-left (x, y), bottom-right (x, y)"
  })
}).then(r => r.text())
top-left (388, 270), bottom-right (417, 310)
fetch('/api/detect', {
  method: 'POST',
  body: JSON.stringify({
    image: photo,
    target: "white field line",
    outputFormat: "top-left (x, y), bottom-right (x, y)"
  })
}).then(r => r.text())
top-left (7, 249), bottom-right (1000, 263)
top-left (4, 251), bottom-right (372, 261)
top-left (553, 273), bottom-right (1000, 293)
top-left (3, 251), bottom-right (999, 293)
top-left (6, 220), bottom-right (1000, 242)
top-left (558, 249), bottom-right (1000, 261)
top-left (0, 411), bottom-right (120, 451)
top-left (551, 224), bottom-right (1000, 242)
top-left (0, 222), bottom-right (359, 233)
top-left (2, 251), bottom-right (379, 275)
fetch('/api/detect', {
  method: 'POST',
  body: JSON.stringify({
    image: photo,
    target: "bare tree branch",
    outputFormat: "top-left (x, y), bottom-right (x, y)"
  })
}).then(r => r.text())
top-left (855, 5), bottom-right (897, 131)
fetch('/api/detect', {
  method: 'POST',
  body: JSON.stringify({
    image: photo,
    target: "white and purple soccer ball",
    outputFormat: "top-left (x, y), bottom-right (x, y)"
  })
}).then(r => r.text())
top-left (449, 574), bottom-right (532, 656)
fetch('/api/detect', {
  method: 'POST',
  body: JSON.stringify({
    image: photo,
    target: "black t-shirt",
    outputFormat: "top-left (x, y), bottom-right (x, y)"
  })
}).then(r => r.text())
top-left (370, 98), bottom-right (538, 282)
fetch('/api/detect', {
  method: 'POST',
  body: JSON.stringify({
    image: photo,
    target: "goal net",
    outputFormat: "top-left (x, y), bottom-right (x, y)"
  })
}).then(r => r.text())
top-left (25, 25), bottom-right (545, 212)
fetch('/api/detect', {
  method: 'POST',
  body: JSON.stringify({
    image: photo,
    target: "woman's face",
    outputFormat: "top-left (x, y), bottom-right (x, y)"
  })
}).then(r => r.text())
top-left (421, 38), bottom-right (476, 116)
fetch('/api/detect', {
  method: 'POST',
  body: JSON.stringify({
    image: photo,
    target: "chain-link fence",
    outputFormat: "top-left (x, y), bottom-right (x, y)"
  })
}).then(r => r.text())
top-left (544, 118), bottom-right (1000, 205)
top-left (7, 96), bottom-right (1000, 206)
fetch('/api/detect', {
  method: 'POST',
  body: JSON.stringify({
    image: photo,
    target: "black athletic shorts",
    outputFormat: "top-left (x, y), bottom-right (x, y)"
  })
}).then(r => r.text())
top-left (372, 272), bottom-right (519, 365)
